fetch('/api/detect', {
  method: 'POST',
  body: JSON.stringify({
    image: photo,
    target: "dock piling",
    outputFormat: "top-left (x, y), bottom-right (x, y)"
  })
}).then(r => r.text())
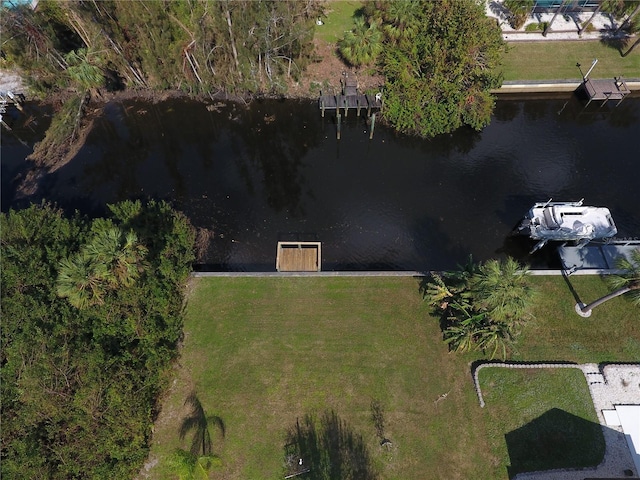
top-left (369, 113), bottom-right (375, 140)
top-left (317, 75), bottom-right (383, 139)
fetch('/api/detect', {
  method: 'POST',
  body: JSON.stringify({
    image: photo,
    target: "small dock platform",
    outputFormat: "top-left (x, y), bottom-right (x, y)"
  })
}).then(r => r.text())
top-left (276, 242), bottom-right (321, 272)
top-left (319, 93), bottom-right (382, 115)
top-left (318, 74), bottom-right (382, 139)
top-left (318, 73), bottom-right (382, 117)
top-left (582, 77), bottom-right (630, 106)
top-left (0, 91), bottom-right (26, 108)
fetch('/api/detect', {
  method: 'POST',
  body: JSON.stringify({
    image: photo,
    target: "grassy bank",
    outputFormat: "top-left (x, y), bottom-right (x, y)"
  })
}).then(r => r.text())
top-left (313, 2), bottom-right (640, 82)
top-left (146, 275), bottom-right (639, 479)
top-left (502, 41), bottom-right (640, 82)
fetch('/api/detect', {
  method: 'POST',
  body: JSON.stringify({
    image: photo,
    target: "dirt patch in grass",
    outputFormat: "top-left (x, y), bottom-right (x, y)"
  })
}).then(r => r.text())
top-left (287, 38), bottom-right (385, 98)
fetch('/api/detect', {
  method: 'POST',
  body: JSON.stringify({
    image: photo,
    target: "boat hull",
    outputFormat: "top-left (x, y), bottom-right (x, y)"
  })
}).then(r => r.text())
top-left (515, 200), bottom-right (617, 243)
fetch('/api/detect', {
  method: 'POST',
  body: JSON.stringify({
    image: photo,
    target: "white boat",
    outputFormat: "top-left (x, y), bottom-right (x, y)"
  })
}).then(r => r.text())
top-left (515, 199), bottom-right (617, 253)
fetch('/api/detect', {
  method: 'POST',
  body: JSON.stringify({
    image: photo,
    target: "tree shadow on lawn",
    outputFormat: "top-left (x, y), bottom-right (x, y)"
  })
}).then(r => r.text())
top-left (283, 409), bottom-right (378, 480)
top-left (505, 408), bottom-right (605, 478)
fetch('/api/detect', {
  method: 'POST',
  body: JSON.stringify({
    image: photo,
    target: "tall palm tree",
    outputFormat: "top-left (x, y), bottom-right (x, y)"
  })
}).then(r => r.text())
top-left (504, 0), bottom-right (535, 30)
top-left (64, 48), bottom-right (105, 105)
top-left (543, 0), bottom-right (567, 37)
top-left (576, 248), bottom-right (640, 316)
top-left (179, 392), bottom-right (225, 458)
top-left (621, 13), bottom-right (640, 56)
top-left (579, 1), bottom-right (603, 35)
top-left (616, 1), bottom-right (640, 33)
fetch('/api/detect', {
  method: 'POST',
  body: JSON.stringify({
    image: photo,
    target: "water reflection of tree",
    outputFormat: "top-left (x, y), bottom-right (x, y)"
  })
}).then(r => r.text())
top-left (228, 100), bottom-right (324, 216)
top-left (284, 410), bottom-right (378, 480)
top-left (82, 102), bottom-right (151, 196)
top-left (391, 123), bottom-right (482, 156)
top-left (493, 100), bottom-right (522, 123)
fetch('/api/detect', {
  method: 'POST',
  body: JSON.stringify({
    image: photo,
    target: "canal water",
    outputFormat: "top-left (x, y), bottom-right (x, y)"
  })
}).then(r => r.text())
top-left (2, 94), bottom-right (639, 271)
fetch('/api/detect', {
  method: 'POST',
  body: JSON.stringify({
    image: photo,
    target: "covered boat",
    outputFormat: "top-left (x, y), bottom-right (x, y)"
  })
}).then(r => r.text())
top-left (515, 199), bottom-right (617, 253)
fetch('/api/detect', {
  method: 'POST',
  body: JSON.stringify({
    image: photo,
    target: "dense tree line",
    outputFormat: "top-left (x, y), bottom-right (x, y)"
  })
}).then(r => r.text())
top-left (340, 0), bottom-right (507, 137)
top-left (1, 201), bottom-right (195, 478)
top-left (1, 0), bottom-right (322, 96)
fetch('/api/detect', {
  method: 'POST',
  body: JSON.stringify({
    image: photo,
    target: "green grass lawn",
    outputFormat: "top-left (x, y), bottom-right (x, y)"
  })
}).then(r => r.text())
top-left (502, 41), bottom-right (640, 81)
top-left (315, 1), bottom-right (362, 43)
top-left (146, 275), bottom-right (639, 479)
top-left (479, 368), bottom-right (604, 478)
top-left (311, 1), bottom-right (640, 83)
top-left (518, 275), bottom-right (640, 362)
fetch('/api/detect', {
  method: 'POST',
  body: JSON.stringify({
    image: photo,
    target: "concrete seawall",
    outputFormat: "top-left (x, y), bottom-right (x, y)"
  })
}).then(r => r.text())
top-left (493, 80), bottom-right (640, 94)
top-left (190, 269), bottom-right (616, 278)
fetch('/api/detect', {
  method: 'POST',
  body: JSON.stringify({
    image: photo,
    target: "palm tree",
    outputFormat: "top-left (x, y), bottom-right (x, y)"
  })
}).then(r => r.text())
top-left (621, 13), bottom-right (640, 56)
top-left (543, 0), bottom-right (567, 37)
top-left (616, 1), bottom-right (640, 34)
top-left (64, 48), bottom-right (105, 101)
top-left (169, 448), bottom-right (221, 480)
top-left (382, 0), bottom-right (420, 45)
top-left (471, 257), bottom-right (534, 324)
top-left (474, 320), bottom-right (513, 360)
top-left (179, 392), bottom-right (225, 458)
top-left (424, 256), bottom-right (533, 358)
top-left (576, 248), bottom-right (640, 316)
top-left (85, 227), bottom-right (147, 288)
top-left (338, 16), bottom-right (383, 67)
top-left (56, 226), bottom-right (147, 309)
top-left (444, 302), bottom-right (513, 359)
top-left (579, 1), bottom-right (603, 35)
top-left (443, 303), bottom-right (488, 353)
top-left (56, 253), bottom-right (108, 309)
top-left (504, 0), bottom-right (535, 30)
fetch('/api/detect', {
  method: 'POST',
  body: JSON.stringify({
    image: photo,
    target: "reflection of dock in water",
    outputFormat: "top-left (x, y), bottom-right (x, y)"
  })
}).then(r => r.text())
top-left (318, 73), bottom-right (382, 139)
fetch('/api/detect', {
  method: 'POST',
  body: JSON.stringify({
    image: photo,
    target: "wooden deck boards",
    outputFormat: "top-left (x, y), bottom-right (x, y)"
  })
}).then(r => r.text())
top-left (583, 78), bottom-right (630, 101)
top-left (276, 242), bottom-right (321, 272)
top-left (318, 94), bottom-right (382, 111)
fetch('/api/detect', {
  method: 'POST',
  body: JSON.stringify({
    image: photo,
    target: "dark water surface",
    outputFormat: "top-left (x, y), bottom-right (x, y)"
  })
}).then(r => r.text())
top-left (2, 95), bottom-right (639, 271)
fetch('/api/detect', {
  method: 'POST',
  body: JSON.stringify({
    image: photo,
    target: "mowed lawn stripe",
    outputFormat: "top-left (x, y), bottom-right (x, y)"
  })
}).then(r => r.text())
top-left (178, 277), bottom-right (492, 479)
top-left (148, 275), bottom-right (639, 479)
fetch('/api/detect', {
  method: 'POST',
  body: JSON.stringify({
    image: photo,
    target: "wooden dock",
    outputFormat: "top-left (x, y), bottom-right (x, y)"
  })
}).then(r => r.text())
top-left (582, 77), bottom-right (630, 107)
top-left (318, 74), bottom-right (382, 139)
top-left (276, 242), bottom-right (321, 272)
top-left (318, 74), bottom-right (382, 117)
top-left (319, 93), bottom-right (382, 115)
